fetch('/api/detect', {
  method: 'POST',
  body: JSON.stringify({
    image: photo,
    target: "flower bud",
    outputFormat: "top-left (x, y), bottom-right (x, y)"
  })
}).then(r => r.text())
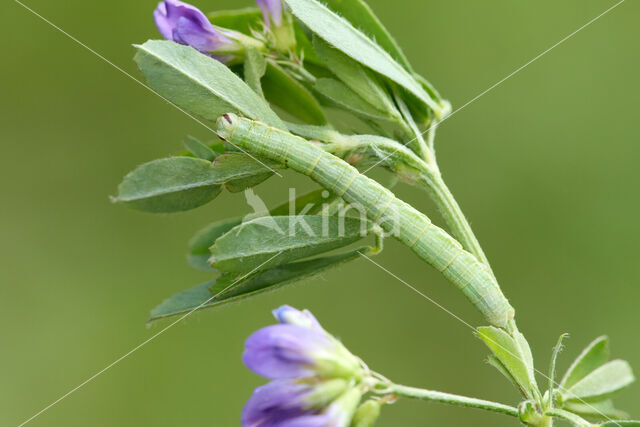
top-left (351, 400), bottom-right (382, 427)
top-left (273, 305), bottom-right (322, 330)
top-left (255, 0), bottom-right (296, 52)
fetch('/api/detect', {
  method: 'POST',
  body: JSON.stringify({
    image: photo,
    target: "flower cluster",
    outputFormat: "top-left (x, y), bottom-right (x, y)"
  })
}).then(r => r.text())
top-left (153, 0), bottom-right (295, 63)
top-left (242, 306), bottom-right (380, 427)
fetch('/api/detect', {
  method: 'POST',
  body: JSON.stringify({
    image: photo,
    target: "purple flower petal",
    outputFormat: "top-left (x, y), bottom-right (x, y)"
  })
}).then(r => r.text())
top-left (256, 0), bottom-right (283, 27)
top-left (242, 380), bottom-right (312, 427)
top-left (273, 306), bottom-right (322, 330)
top-left (153, 0), bottom-right (232, 53)
top-left (153, 2), bottom-right (173, 40)
top-left (243, 324), bottom-right (333, 379)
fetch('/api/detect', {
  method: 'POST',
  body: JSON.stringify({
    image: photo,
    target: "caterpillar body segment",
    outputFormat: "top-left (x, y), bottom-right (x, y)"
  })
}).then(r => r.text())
top-left (216, 114), bottom-right (514, 328)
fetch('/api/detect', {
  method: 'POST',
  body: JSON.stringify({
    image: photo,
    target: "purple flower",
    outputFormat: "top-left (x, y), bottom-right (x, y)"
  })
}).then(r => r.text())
top-left (256, 0), bottom-right (283, 27)
top-left (243, 323), bottom-right (361, 379)
top-left (242, 379), bottom-right (349, 427)
top-left (242, 306), bottom-right (367, 426)
top-left (153, 0), bottom-right (240, 61)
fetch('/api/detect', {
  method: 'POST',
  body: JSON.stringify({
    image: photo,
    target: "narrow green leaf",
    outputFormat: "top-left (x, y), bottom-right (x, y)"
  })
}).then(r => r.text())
top-left (134, 40), bottom-right (285, 129)
top-left (207, 7), bottom-right (262, 34)
top-left (284, 0), bottom-right (440, 114)
top-left (477, 326), bottom-right (538, 400)
top-left (150, 249), bottom-right (362, 321)
top-left (549, 333), bottom-right (569, 403)
top-left (184, 135), bottom-right (216, 161)
top-left (562, 360), bottom-right (634, 402)
top-left (188, 218), bottom-right (243, 271)
top-left (262, 63), bottom-right (326, 125)
top-left (244, 48), bottom-right (267, 97)
top-left (321, 0), bottom-right (413, 72)
top-left (564, 400), bottom-right (628, 421)
top-left (313, 37), bottom-right (398, 118)
top-left (209, 215), bottom-right (368, 272)
top-left (114, 157), bottom-right (221, 213)
top-left (487, 355), bottom-right (525, 396)
top-left (315, 78), bottom-right (389, 120)
top-left (560, 336), bottom-right (610, 390)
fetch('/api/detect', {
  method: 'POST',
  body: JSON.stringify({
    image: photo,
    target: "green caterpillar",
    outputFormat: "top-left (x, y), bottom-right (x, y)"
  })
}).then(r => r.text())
top-left (216, 113), bottom-right (515, 329)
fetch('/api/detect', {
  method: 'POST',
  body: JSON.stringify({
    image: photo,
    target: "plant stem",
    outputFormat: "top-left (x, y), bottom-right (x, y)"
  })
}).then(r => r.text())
top-left (388, 384), bottom-right (519, 417)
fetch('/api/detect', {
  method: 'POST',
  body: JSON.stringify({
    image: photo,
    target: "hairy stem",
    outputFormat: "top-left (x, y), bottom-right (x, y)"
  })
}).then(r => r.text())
top-left (388, 384), bottom-right (519, 417)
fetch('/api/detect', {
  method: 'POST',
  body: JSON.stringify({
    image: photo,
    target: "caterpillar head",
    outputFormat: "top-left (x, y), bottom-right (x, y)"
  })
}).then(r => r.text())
top-left (216, 113), bottom-right (240, 142)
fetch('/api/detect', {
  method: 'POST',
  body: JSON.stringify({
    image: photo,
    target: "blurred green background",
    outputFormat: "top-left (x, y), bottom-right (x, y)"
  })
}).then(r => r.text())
top-left (2, 0), bottom-right (638, 425)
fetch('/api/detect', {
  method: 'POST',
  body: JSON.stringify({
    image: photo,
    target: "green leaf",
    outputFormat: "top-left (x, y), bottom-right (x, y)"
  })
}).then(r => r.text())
top-left (184, 135), bottom-right (216, 161)
top-left (314, 78), bottom-right (389, 120)
top-left (186, 189), bottom-right (334, 271)
top-left (564, 400), bottom-right (628, 421)
top-left (313, 37), bottom-right (398, 118)
top-left (269, 189), bottom-right (336, 216)
top-left (487, 355), bottom-right (523, 394)
top-left (561, 336), bottom-right (610, 390)
top-left (561, 359), bottom-right (634, 402)
top-left (207, 7), bottom-right (262, 34)
top-left (225, 172), bottom-right (273, 193)
top-left (115, 154), bottom-right (279, 213)
top-left (134, 40), bottom-right (285, 129)
top-left (262, 63), bottom-right (326, 125)
top-left (149, 249), bottom-right (362, 321)
top-left (321, 0), bottom-right (413, 72)
top-left (114, 157), bottom-right (221, 213)
top-left (188, 218), bottom-right (243, 271)
top-left (213, 153), bottom-right (280, 191)
top-left (283, 0), bottom-right (440, 115)
top-left (210, 215), bottom-right (369, 273)
top-left (244, 47), bottom-right (267, 97)
top-left (477, 326), bottom-right (538, 400)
